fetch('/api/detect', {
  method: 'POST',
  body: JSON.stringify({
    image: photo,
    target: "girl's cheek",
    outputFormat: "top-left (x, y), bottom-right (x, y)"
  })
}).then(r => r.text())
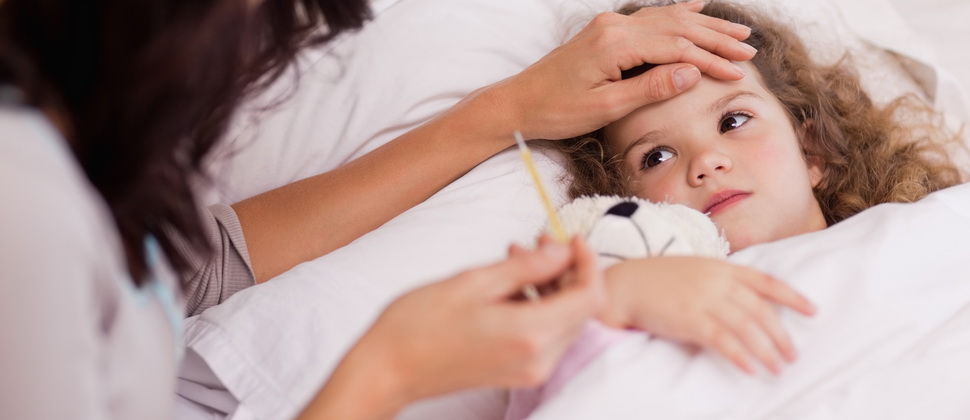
top-left (750, 139), bottom-right (792, 173)
top-left (753, 138), bottom-right (785, 160)
top-left (637, 177), bottom-right (680, 204)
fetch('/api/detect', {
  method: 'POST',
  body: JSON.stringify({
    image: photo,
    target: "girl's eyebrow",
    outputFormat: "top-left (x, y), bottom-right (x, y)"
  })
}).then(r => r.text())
top-left (708, 90), bottom-right (763, 115)
top-left (622, 129), bottom-right (666, 162)
top-left (620, 90), bottom-right (763, 161)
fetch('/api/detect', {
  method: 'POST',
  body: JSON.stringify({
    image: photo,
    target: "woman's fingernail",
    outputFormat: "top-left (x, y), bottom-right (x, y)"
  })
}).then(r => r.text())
top-left (732, 63), bottom-right (746, 77)
top-left (537, 233), bottom-right (551, 245)
top-left (674, 66), bottom-right (700, 91)
top-left (741, 42), bottom-right (757, 55)
top-left (540, 240), bottom-right (568, 258)
top-left (734, 23), bottom-right (752, 36)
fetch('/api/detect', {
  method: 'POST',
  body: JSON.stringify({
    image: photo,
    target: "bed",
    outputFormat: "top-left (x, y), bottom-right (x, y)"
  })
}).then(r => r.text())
top-left (176, 0), bottom-right (970, 419)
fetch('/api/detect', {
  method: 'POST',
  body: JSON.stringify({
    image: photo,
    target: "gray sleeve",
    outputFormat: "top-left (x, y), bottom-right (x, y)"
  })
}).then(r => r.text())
top-left (179, 204), bottom-right (257, 317)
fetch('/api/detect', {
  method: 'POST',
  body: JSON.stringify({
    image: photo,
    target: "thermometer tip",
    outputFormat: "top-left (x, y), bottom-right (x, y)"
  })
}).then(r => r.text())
top-left (513, 130), bottom-right (527, 149)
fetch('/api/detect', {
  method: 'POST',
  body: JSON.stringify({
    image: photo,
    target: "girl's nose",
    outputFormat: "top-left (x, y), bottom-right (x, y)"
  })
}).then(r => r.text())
top-left (688, 150), bottom-right (732, 187)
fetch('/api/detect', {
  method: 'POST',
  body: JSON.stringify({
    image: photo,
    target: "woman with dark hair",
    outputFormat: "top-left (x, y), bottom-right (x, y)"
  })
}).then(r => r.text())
top-left (0, 0), bottom-right (757, 418)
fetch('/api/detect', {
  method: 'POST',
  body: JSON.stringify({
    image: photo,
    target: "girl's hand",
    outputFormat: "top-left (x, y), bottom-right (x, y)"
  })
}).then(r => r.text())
top-left (600, 256), bottom-right (816, 375)
top-left (301, 236), bottom-right (605, 420)
top-left (484, 0), bottom-right (757, 142)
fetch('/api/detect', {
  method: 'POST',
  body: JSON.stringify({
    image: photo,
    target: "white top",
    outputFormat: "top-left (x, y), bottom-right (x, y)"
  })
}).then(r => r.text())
top-left (0, 105), bottom-right (183, 419)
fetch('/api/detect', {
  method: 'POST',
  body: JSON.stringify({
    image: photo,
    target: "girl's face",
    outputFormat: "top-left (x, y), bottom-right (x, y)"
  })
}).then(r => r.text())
top-left (605, 62), bottom-right (826, 252)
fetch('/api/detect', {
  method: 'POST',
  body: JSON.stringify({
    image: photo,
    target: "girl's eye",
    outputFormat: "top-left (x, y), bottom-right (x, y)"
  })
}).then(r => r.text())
top-left (640, 147), bottom-right (674, 170)
top-left (719, 113), bottom-right (751, 133)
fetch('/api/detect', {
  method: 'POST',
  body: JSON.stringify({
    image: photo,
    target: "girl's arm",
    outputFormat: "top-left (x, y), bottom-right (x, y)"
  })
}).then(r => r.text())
top-left (599, 256), bottom-right (816, 375)
top-left (232, 1), bottom-right (758, 282)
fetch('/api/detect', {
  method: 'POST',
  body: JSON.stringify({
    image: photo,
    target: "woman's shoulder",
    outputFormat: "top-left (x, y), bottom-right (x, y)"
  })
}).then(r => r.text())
top-left (0, 106), bottom-right (89, 196)
top-left (0, 105), bottom-right (126, 274)
top-left (0, 106), bottom-right (181, 419)
top-left (0, 103), bottom-right (131, 336)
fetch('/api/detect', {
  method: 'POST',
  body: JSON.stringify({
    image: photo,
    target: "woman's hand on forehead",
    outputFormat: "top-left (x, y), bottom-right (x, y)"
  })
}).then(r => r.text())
top-left (491, 0), bottom-right (758, 142)
top-left (624, 0), bottom-right (756, 80)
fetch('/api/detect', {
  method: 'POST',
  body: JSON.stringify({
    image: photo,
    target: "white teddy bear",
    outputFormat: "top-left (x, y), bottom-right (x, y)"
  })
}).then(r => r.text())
top-left (506, 196), bottom-right (731, 420)
top-left (554, 195), bottom-right (730, 267)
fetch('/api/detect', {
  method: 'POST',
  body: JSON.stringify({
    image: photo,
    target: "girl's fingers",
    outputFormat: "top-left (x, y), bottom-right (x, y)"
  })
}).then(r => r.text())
top-left (731, 286), bottom-right (798, 363)
top-left (741, 273), bottom-right (817, 316)
top-left (701, 320), bottom-right (756, 375)
top-left (711, 305), bottom-right (782, 375)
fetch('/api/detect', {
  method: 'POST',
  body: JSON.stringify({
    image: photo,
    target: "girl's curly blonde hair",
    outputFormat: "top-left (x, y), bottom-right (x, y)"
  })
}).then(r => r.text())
top-left (556, 1), bottom-right (966, 226)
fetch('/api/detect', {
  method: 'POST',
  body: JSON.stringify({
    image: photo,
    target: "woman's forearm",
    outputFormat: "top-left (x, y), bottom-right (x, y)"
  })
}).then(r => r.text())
top-left (233, 87), bottom-right (519, 282)
top-left (297, 337), bottom-right (410, 420)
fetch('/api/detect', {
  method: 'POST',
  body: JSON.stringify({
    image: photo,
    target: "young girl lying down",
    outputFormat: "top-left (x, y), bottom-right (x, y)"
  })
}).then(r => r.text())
top-left (507, 1), bottom-right (967, 418)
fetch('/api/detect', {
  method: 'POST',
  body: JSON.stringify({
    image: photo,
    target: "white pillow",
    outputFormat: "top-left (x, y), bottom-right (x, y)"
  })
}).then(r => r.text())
top-left (179, 0), bottom-right (970, 419)
top-left (200, 0), bottom-right (617, 204)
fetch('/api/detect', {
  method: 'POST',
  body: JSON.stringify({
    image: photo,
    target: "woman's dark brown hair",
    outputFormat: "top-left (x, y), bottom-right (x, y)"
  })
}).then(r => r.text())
top-left (0, 0), bottom-right (370, 284)
top-left (558, 1), bottom-right (965, 226)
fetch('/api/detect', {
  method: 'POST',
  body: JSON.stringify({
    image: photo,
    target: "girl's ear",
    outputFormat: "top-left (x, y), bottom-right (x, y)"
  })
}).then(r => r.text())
top-left (798, 119), bottom-right (825, 188)
top-left (807, 155), bottom-right (824, 188)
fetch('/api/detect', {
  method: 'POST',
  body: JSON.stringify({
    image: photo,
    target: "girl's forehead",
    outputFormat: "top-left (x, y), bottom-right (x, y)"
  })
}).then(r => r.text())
top-left (606, 63), bottom-right (775, 139)
top-left (650, 63), bottom-right (770, 114)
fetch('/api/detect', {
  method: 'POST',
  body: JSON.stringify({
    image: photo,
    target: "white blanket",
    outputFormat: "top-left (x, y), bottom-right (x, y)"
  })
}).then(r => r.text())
top-left (528, 182), bottom-right (970, 420)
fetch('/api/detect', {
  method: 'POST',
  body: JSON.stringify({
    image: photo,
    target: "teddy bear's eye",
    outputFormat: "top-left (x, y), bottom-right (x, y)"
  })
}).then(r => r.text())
top-left (641, 147), bottom-right (674, 170)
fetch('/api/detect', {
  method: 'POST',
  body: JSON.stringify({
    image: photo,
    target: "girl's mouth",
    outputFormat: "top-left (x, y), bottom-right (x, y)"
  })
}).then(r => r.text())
top-left (703, 190), bottom-right (751, 216)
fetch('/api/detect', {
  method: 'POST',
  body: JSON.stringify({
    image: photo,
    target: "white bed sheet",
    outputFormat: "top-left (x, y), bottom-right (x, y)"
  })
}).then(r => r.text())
top-left (177, 0), bottom-right (970, 419)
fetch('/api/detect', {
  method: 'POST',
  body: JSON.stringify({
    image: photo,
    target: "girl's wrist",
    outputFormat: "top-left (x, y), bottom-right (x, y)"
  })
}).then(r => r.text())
top-left (599, 262), bottom-right (640, 328)
top-left (597, 262), bottom-right (629, 328)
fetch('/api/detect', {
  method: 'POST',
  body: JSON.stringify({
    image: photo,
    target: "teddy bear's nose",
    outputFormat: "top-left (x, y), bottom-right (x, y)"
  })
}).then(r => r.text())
top-left (605, 201), bottom-right (638, 218)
